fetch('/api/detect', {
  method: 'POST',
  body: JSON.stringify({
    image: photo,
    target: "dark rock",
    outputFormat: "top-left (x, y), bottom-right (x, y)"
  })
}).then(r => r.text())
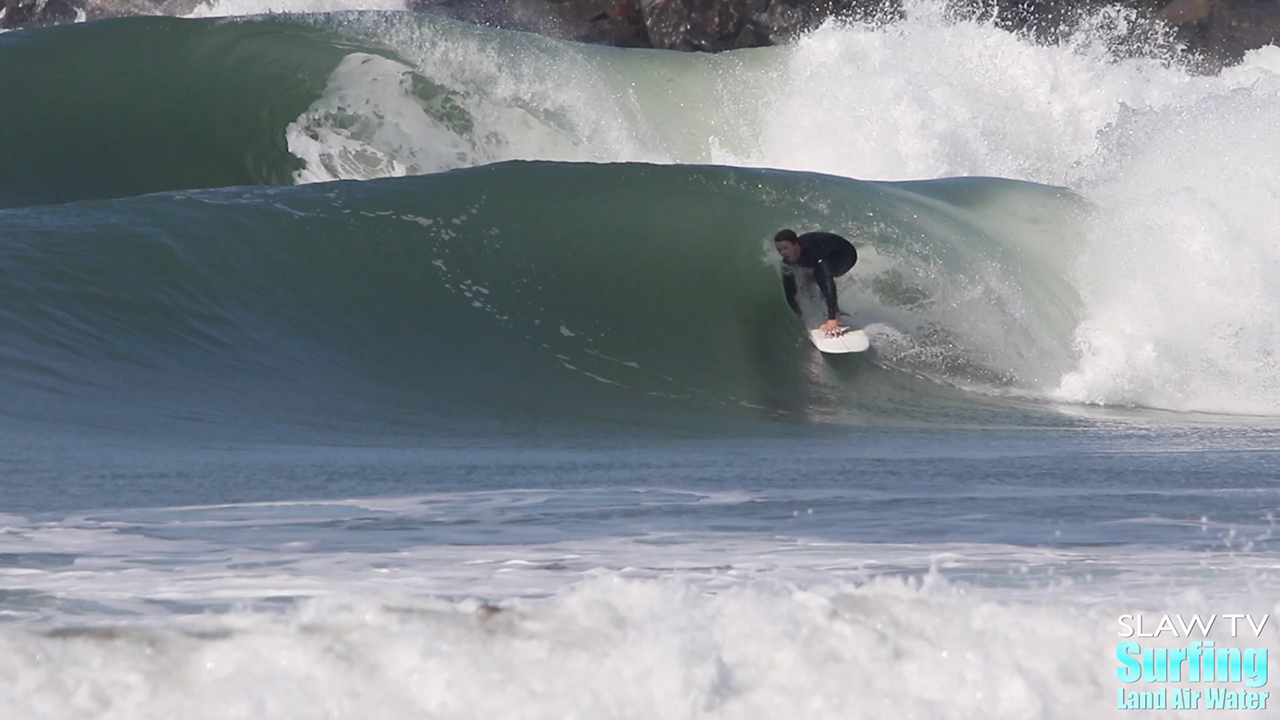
top-left (538, 0), bottom-right (652, 47)
top-left (409, 0), bottom-right (651, 45)
top-left (1, 0), bottom-right (200, 28)
top-left (1163, 0), bottom-right (1219, 23)
top-left (408, 0), bottom-right (884, 50)
top-left (943, 0), bottom-right (1173, 45)
top-left (642, 0), bottom-right (754, 51)
top-left (1163, 0), bottom-right (1280, 63)
top-left (4, 0), bottom-right (1280, 70)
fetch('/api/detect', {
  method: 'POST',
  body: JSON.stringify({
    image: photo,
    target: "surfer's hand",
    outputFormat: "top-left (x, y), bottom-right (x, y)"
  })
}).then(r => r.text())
top-left (820, 319), bottom-right (841, 337)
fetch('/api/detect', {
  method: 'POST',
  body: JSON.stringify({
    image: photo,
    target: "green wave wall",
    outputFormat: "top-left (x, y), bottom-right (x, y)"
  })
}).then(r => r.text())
top-left (0, 17), bottom-right (352, 208)
top-left (0, 162), bottom-right (1085, 431)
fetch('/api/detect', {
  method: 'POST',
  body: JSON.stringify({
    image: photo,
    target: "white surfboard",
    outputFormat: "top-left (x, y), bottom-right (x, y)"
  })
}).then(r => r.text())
top-left (790, 273), bottom-right (867, 353)
top-left (808, 326), bottom-right (870, 354)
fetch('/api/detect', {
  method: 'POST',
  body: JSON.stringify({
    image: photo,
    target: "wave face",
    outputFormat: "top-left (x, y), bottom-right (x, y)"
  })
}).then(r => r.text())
top-left (0, 163), bottom-right (1085, 432)
top-left (2, 4), bottom-right (1280, 416)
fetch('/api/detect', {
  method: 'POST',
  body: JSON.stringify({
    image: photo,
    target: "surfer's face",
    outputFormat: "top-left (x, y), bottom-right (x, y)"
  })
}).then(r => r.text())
top-left (775, 240), bottom-right (801, 264)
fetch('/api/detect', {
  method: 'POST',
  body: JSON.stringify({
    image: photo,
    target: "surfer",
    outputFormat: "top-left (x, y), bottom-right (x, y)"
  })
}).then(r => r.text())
top-left (774, 229), bottom-right (858, 337)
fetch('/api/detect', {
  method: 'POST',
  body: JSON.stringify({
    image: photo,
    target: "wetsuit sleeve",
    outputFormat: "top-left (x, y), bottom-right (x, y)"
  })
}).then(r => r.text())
top-left (782, 272), bottom-right (801, 316)
top-left (813, 262), bottom-right (839, 320)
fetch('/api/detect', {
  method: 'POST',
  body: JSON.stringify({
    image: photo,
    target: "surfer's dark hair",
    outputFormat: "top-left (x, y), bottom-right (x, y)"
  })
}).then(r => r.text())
top-left (774, 229), bottom-right (798, 244)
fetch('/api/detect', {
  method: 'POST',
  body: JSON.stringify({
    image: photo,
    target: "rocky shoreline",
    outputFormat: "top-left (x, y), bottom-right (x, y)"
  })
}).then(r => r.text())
top-left (4, 0), bottom-right (1280, 67)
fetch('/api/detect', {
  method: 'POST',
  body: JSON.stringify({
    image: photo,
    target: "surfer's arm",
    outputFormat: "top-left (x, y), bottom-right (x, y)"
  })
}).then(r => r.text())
top-left (813, 262), bottom-right (840, 320)
top-left (781, 272), bottom-right (801, 316)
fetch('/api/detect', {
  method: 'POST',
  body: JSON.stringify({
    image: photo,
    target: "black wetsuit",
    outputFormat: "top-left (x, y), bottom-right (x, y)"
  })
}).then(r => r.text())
top-left (781, 232), bottom-right (858, 320)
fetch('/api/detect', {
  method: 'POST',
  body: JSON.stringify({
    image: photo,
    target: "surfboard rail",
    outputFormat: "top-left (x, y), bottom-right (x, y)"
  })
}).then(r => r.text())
top-left (808, 327), bottom-right (870, 354)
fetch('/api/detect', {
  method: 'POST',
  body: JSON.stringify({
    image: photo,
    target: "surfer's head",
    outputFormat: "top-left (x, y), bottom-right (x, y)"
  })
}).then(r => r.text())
top-left (774, 229), bottom-right (801, 264)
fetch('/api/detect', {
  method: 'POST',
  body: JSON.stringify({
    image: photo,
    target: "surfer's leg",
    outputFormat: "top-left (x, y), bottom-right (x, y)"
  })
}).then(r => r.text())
top-left (828, 242), bottom-right (857, 278)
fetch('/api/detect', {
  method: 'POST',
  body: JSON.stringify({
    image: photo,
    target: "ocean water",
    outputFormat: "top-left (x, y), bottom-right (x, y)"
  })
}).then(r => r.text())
top-left (3, 1), bottom-right (1280, 717)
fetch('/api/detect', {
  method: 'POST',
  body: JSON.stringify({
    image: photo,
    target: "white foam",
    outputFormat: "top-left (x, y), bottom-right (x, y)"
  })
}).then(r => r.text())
top-left (3, 490), bottom-right (1279, 617)
top-left (2, 571), bottom-right (1278, 719)
top-left (187, 0), bottom-right (404, 18)
top-left (292, 2), bottom-right (1201, 184)
top-left (285, 53), bottom-right (482, 182)
top-left (1055, 47), bottom-right (1280, 413)
top-left (284, 20), bottom-right (663, 184)
top-left (5, 490), bottom-right (1280, 716)
top-left (750, 14), bottom-right (1134, 182)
